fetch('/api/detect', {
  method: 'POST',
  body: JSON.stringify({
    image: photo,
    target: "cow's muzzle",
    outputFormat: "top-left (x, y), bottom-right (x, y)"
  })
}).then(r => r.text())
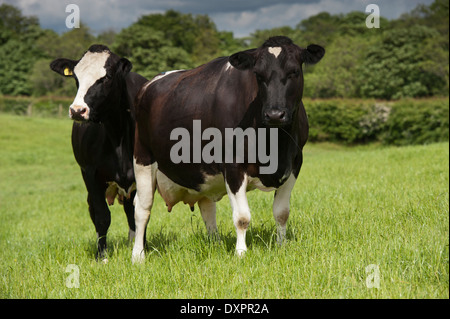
top-left (69, 105), bottom-right (89, 121)
top-left (263, 108), bottom-right (289, 126)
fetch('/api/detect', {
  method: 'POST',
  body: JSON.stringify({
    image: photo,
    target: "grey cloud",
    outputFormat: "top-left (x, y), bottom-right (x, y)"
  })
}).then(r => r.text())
top-left (1, 0), bottom-right (435, 37)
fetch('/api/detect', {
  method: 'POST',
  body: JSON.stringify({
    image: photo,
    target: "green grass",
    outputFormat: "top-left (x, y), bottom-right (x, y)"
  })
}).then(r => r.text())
top-left (0, 113), bottom-right (448, 298)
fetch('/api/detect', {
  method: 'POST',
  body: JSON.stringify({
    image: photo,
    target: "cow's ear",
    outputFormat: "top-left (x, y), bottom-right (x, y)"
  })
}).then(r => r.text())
top-left (301, 44), bottom-right (325, 65)
top-left (117, 58), bottom-right (132, 76)
top-left (50, 58), bottom-right (78, 77)
top-left (229, 49), bottom-right (256, 70)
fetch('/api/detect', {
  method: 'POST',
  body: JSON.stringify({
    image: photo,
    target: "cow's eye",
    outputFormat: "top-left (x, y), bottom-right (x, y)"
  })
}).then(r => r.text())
top-left (254, 71), bottom-right (265, 82)
top-left (287, 70), bottom-right (300, 79)
top-left (99, 74), bottom-right (112, 84)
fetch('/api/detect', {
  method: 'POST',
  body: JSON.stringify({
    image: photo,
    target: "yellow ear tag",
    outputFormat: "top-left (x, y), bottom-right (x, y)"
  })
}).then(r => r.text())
top-left (64, 68), bottom-right (73, 76)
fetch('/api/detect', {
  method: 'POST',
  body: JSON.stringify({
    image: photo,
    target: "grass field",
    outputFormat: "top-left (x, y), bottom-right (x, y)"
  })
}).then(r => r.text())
top-left (0, 113), bottom-right (448, 299)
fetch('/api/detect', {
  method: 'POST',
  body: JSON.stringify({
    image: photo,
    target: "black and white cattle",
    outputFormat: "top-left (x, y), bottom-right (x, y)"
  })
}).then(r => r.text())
top-left (132, 36), bottom-right (324, 262)
top-left (50, 44), bottom-right (148, 261)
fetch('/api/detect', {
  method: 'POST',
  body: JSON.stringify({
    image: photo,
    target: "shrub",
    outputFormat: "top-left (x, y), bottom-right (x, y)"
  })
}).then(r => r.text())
top-left (304, 98), bottom-right (448, 145)
top-left (381, 98), bottom-right (449, 145)
top-left (0, 95), bottom-right (72, 117)
top-left (0, 95), bottom-right (30, 115)
top-left (1, 96), bottom-right (448, 146)
top-left (305, 99), bottom-right (389, 143)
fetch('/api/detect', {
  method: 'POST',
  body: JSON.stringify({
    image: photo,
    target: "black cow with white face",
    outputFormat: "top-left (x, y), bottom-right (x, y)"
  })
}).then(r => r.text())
top-left (132, 36), bottom-right (324, 263)
top-left (50, 44), bottom-right (147, 261)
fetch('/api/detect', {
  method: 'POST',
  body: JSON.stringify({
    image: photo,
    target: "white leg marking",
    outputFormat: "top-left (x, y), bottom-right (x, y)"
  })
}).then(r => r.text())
top-left (273, 174), bottom-right (296, 244)
top-left (226, 174), bottom-right (250, 257)
top-left (132, 159), bottom-right (157, 264)
top-left (198, 197), bottom-right (217, 235)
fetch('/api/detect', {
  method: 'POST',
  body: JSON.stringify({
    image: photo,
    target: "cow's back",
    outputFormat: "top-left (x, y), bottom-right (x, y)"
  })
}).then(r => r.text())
top-left (139, 58), bottom-right (257, 129)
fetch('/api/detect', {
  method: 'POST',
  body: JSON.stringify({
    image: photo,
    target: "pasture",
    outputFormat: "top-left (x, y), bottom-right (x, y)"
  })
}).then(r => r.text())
top-left (0, 113), bottom-right (448, 298)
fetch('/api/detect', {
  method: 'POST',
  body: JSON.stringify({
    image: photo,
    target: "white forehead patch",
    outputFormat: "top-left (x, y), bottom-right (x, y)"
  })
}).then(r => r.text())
top-left (268, 47), bottom-right (282, 58)
top-left (71, 51), bottom-right (110, 108)
top-left (74, 51), bottom-right (109, 82)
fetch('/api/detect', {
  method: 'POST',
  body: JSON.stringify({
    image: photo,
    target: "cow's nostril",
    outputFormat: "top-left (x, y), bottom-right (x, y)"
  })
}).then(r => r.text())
top-left (265, 109), bottom-right (286, 122)
top-left (70, 106), bottom-right (88, 120)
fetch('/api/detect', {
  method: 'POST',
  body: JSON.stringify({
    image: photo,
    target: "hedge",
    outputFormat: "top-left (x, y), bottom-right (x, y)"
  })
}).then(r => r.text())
top-left (380, 99), bottom-right (449, 146)
top-left (0, 95), bottom-right (72, 117)
top-left (1, 95), bottom-right (448, 146)
top-left (304, 98), bottom-right (449, 145)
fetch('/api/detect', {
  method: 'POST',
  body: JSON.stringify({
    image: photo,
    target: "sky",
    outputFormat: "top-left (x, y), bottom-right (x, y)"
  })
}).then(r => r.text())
top-left (1, 0), bottom-right (435, 38)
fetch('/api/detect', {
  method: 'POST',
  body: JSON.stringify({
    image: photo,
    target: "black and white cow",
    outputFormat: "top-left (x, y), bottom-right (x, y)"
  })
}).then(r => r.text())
top-left (132, 36), bottom-right (324, 262)
top-left (50, 44), bottom-right (147, 261)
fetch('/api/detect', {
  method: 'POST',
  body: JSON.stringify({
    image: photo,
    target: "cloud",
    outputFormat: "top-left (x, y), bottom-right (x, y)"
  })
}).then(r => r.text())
top-left (211, 0), bottom-right (356, 37)
top-left (210, 0), bottom-right (434, 37)
top-left (1, 0), bottom-right (435, 37)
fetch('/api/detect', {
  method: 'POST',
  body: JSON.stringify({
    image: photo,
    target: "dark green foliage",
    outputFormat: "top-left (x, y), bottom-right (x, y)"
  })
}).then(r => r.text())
top-left (382, 99), bottom-right (449, 145)
top-left (357, 25), bottom-right (446, 99)
top-left (0, 96), bottom-right (30, 115)
top-left (0, 4), bottom-right (44, 96)
top-left (124, 10), bottom-right (223, 66)
top-left (0, 1), bottom-right (448, 103)
top-left (306, 99), bottom-right (390, 143)
top-left (112, 24), bottom-right (192, 79)
top-left (297, 4), bottom-right (448, 99)
top-left (0, 95), bottom-right (72, 117)
top-left (305, 98), bottom-right (449, 145)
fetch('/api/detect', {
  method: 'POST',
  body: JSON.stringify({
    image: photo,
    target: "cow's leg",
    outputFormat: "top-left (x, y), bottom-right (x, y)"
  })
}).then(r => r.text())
top-left (198, 197), bottom-right (217, 235)
top-left (132, 160), bottom-right (157, 264)
top-left (272, 174), bottom-right (296, 245)
top-left (225, 173), bottom-right (250, 257)
top-left (83, 170), bottom-right (111, 262)
top-left (123, 190), bottom-right (136, 243)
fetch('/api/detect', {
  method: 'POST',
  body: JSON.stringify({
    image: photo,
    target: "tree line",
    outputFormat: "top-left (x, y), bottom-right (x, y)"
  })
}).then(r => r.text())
top-left (0, 0), bottom-right (448, 100)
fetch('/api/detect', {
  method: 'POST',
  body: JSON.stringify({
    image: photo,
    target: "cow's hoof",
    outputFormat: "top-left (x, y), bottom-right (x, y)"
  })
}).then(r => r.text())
top-left (96, 250), bottom-right (108, 263)
top-left (132, 250), bottom-right (145, 264)
top-left (209, 231), bottom-right (221, 242)
top-left (236, 249), bottom-right (247, 258)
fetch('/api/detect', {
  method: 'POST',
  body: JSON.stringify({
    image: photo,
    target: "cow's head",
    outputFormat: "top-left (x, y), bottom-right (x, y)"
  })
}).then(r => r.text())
top-left (229, 36), bottom-right (324, 126)
top-left (50, 44), bottom-right (132, 122)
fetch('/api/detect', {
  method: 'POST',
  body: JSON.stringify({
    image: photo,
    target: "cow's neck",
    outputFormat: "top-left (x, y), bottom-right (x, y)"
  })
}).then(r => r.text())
top-left (275, 116), bottom-right (300, 153)
top-left (276, 121), bottom-right (300, 161)
top-left (101, 87), bottom-right (133, 149)
top-left (254, 102), bottom-right (301, 178)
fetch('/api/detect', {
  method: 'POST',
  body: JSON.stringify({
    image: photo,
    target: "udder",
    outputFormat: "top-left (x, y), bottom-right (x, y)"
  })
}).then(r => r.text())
top-left (155, 170), bottom-right (227, 212)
